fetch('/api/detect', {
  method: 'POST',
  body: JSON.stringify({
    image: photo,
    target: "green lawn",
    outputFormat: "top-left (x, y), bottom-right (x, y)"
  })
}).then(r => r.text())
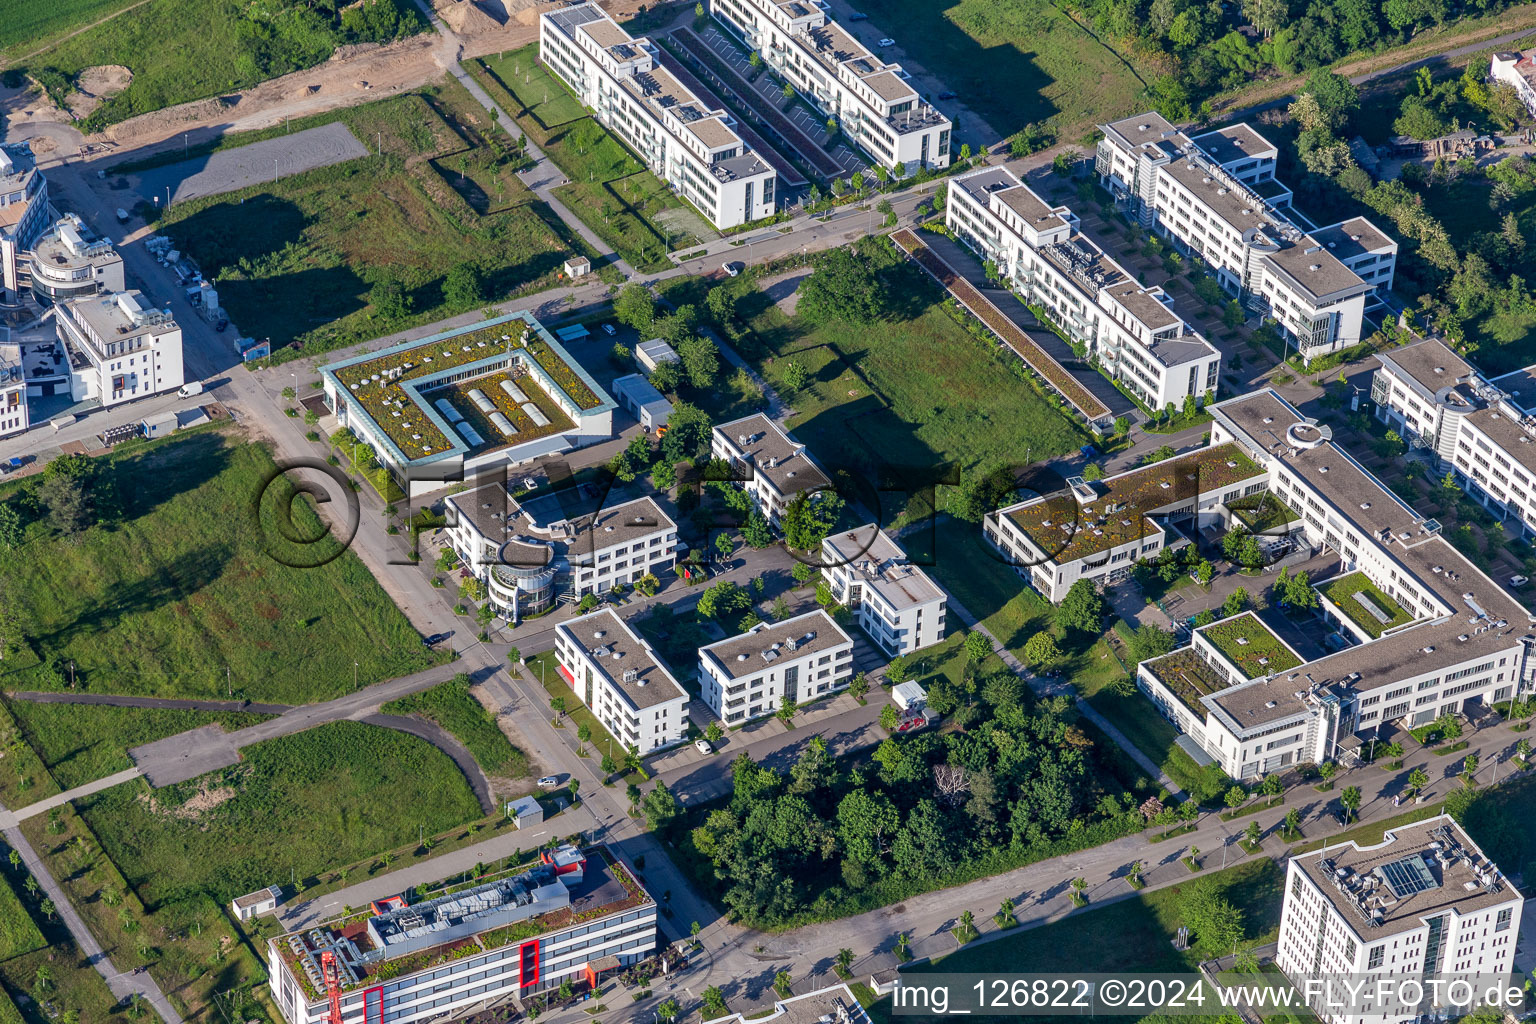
top-left (1088, 685), bottom-right (1229, 802)
top-left (845, 0), bottom-right (1147, 140)
top-left (471, 49), bottom-right (707, 271)
top-left (14, 0), bottom-right (425, 129)
top-left (904, 516), bottom-right (1055, 658)
top-left (908, 858), bottom-right (1283, 976)
top-left (0, 875), bottom-right (45, 964)
top-left (382, 673), bottom-right (530, 778)
top-left (6, 701), bottom-right (273, 790)
top-left (0, 0), bottom-right (138, 56)
top-left (0, 430), bottom-right (439, 703)
top-left (154, 81), bottom-right (594, 363)
top-left (78, 720), bottom-right (484, 907)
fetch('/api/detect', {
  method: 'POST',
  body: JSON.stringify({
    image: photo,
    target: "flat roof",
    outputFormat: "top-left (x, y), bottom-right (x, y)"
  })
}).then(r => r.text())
top-left (699, 609), bottom-right (851, 680)
top-left (1376, 338), bottom-right (1477, 396)
top-left (1489, 364), bottom-right (1536, 414)
top-left (1002, 443), bottom-right (1265, 564)
top-left (1263, 238), bottom-right (1372, 302)
top-left (557, 607), bottom-right (689, 710)
top-left (1311, 217), bottom-right (1395, 261)
top-left (714, 413), bottom-right (830, 497)
top-left (993, 182), bottom-right (1070, 234)
top-left (860, 68), bottom-right (913, 103)
top-left (823, 524), bottom-right (944, 611)
top-left (63, 290), bottom-right (177, 348)
top-left (1100, 111), bottom-right (1177, 150)
top-left (1195, 611), bottom-right (1303, 680)
top-left (1295, 816), bottom-right (1516, 939)
top-left (1191, 123), bottom-right (1277, 167)
top-left (1103, 280), bottom-right (1180, 333)
top-left (1213, 389), bottom-right (1307, 453)
top-left (1143, 646), bottom-right (1231, 717)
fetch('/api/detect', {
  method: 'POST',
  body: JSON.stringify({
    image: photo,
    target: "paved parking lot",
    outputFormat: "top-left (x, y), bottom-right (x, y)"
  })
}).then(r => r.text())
top-left (655, 51), bottom-right (808, 187)
top-left (138, 122), bottom-right (369, 206)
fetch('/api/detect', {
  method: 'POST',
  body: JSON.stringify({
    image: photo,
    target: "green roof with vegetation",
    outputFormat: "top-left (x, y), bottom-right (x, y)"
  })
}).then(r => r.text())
top-left (1227, 492), bottom-right (1300, 533)
top-left (1196, 613), bottom-right (1302, 680)
top-left (1142, 647), bottom-right (1230, 716)
top-left (1321, 571), bottom-right (1416, 639)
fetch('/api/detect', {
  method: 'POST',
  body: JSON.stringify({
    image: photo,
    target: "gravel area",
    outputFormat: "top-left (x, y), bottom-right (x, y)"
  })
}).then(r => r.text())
top-left (137, 122), bottom-right (368, 205)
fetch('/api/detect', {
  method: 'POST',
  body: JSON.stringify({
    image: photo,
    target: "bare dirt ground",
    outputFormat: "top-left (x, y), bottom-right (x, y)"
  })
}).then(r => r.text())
top-left (64, 64), bottom-right (131, 120)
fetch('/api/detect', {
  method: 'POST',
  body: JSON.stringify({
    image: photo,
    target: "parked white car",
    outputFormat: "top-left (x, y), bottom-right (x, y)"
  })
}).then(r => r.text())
top-left (694, 739), bottom-right (713, 755)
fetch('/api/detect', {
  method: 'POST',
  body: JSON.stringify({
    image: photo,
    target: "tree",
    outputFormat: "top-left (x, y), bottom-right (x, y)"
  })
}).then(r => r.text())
top-left (658, 998), bottom-right (682, 1022)
top-left (1284, 808), bottom-right (1301, 835)
top-left (703, 987), bottom-right (728, 1019)
top-left (879, 704), bottom-right (900, 731)
top-left (1259, 773), bottom-right (1282, 797)
top-left (835, 947), bottom-right (855, 977)
top-left (849, 671), bottom-right (869, 700)
top-left (1317, 760), bottom-right (1337, 784)
top-left (33, 965), bottom-right (53, 993)
top-left (1340, 785), bottom-right (1362, 822)
top-left (1057, 579), bottom-right (1106, 634)
top-left (963, 631), bottom-right (992, 664)
top-left (1022, 631), bottom-right (1060, 669)
top-left (1438, 713), bottom-right (1463, 742)
top-left (677, 333), bottom-right (721, 389)
top-left (443, 261), bottom-right (485, 308)
top-left (1222, 588), bottom-right (1250, 617)
top-left (369, 275), bottom-right (411, 319)
top-left (776, 693), bottom-right (796, 724)
top-left (1406, 767), bottom-right (1428, 796)
top-left (39, 898), bottom-right (55, 920)
top-left (797, 248), bottom-right (884, 324)
top-left (782, 490), bottom-right (843, 551)
top-left (774, 970), bottom-right (793, 997)
top-left (641, 782), bottom-right (680, 829)
top-left (1244, 821), bottom-right (1261, 846)
top-left (614, 283), bottom-right (656, 332)
top-left (1180, 878), bottom-right (1245, 953)
top-left (705, 720), bottom-right (723, 744)
top-left (714, 532), bottom-right (734, 561)
top-left (779, 359), bottom-right (808, 393)
top-left (1127, 624), bottom-right (1177, 663)
top-left (0, 503), bottom-right (20, 550)
top-left (1225, 785), bottom-right (1247, 809)
top-left (741, 508), bottom-right (773, 549)
top-left (38, 471), bottom-right (90, 538)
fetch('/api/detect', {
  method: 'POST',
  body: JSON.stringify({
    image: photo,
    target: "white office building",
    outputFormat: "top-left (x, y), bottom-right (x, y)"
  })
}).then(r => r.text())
top-left (1277, 816), bottom-right (1521, 1024)
top-left (55, 290), bottom-right (185, 408)
top-left (710, 412), bottom-right (831, 527)
top-left (0, 145), bottom-right (50, 301)
top-left (268, 846), bottom-right (657, 1024)
top-left (1126, 388), bottom-right (1535, 780)
top-left (541, 3), bottom-right (777, 229)
top-left (1096, 114), bottom-right (1396, 363)
top-left (0, 345), bottom-right (27, 438)
top-left (445, 484), bottom-right (677, 619)
top-left (822, 524), bottom-right (945, 656)
top-left (1490, 49), bottom-right (1536, 120)
top-left (948, 166), bottom-right (1221, 411)
top-left (710, 0), bottom-right (951, 173)
top-left (1372, 338), bottom-right (1536, 540)
top-left (555, 607), bottom-right (690, 754)
top-left (698, 609), bottom-right (853, 724)
top-left (28, 214), bottom-right (124, 303)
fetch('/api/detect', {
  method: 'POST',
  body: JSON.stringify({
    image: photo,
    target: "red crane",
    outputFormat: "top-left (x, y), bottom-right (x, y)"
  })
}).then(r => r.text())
top-left (320, 951), bottom-right (345, 1024)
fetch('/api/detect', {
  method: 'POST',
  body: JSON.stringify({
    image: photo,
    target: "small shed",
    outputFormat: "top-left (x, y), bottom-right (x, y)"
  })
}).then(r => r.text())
top-left (230, 884), bottom-right (283, 922)
top-left (140, 412), bottom-right (179, 439)
top-left (634, 338), bottom-right (680, 373)
top-left (505, 795), bottom-right (544, 829)
top-left (891, 680), bottom-right (927, 711)
top-left (563, 256), bottom-right (591, 278)
top-left (611, 373), bottom-right (673, 430)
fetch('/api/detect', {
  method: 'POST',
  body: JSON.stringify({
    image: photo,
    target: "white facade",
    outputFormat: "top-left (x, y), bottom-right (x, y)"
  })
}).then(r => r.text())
top-left (1490, 49), bottom-right (1536, 119)
top-left (541, 3), bottom-right (777, 229)
top-left (29, 214), bottom-right (124, 303)
top-left (948, 166), bottom-right (1221, 412)
top-left (555, 607), bottom-right (690, 754)
top-left (710, 412), bottom-right (830, 526)
top-left (55, 291), bottom-right (185, 408)
top-left (710, 0), bottom-right (950, 173)
top-left (1372, 338), bottom-right (1536, 540)
top-left (0, 145), bottom-right (50, 299)
top-left (1277, 816), bottom-right (1522, 1024)
top-left (269, 847), bottom-right (657, 1024)
top-left (822, 524), bottom-right (945, 656)
top-left (0, 347), bottom-right (27, 438)
top-left (1096, 114), bottom-right (1395, 364)
top-left (698, 609), bottom-right (853, 723)
top-left (1123, 388), bottom-right (1535, 780)
top-left (231, 885), bottom-right (282, 923)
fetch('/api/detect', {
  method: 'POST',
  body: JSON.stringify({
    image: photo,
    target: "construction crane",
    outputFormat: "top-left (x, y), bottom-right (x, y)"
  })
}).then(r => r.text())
top-left (320, 951), bottom-right (345, 1024)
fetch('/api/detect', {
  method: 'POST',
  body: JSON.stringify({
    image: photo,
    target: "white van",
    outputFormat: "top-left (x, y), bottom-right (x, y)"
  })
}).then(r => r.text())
top-left (177, 381), bottom-right (205, 398)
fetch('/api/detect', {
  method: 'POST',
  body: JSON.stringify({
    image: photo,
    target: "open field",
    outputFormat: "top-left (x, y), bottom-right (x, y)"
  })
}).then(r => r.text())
top-left (154, 81), bottom-right (590, 363)
top-left (471, 46), bottom-right (708, 271)
top-left (13, 0), bottom-right (424, 129)
top-left (78, 720), bottom-right (484, 907)
top-left (0, 430), bottom-right (438, 703)
top-left (848, 0), bottom-right (1146, 140)
top-left (0, 875), bottom-right (45, 964)
top-left (0, 0), bottom-right (139, 57)
top-left (7, 701), bottom-right (273, 790)
top-left (382, 673), bottom-right (530, 778)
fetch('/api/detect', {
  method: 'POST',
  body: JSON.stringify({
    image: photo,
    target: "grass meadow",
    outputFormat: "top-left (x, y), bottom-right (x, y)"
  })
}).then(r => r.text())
top-left (0, 429), bottom-right (438, 704)
top-left (7, 701), bottom-right (273, 790)
top-left (383, 673), bottom-right (530, 778)
top-left (0, 874), bottom-right (45, 964)
top-left (77, 721), bottom-right (484, 906)
top-left (470, 46), bottom-right (708, 271)
top-left (154, 81), bottom-right (595, 362)
top-left (0, 0), bottom-right (138, 56)
top-left (846, 0), bottom-right (1147, 140)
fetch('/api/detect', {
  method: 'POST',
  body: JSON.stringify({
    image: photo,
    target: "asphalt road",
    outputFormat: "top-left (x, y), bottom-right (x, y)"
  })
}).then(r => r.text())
top-left (135, 122), bottom-right (369, 206)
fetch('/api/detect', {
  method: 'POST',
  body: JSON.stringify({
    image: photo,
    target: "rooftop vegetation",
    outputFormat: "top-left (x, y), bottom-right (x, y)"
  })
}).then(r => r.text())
top-left (1143, 647), bottom-right (1230, 716)
top-left (1197, 613), bottom-right (1301, 680)
top-left (1321, 571), bottom-right (1416, 639)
